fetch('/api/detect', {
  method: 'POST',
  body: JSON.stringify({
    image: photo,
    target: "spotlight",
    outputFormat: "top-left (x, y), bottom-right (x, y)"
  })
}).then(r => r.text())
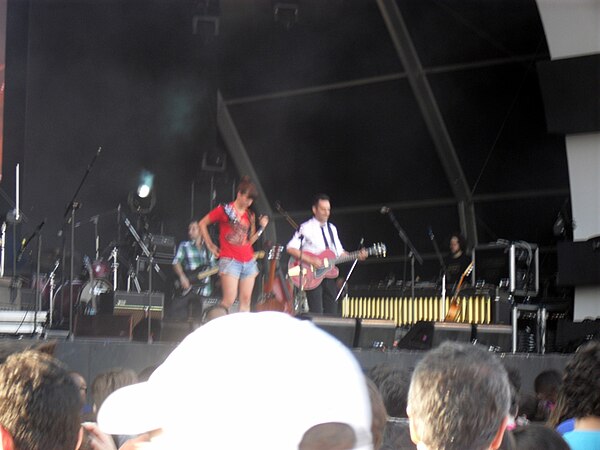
top-left (129, 171), bottom-right (156, 214)
top-left (137, 171), bottom-right (154, 199)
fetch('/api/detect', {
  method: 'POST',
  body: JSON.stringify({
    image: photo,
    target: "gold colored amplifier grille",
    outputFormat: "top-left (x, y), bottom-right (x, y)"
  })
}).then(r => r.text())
top-left (341, 295), bottom-right (492, 327)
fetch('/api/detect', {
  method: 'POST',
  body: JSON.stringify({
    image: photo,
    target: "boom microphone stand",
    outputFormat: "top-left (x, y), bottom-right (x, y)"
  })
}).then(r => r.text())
top-left (335, 237), bottom-right (363, 302)
top-left (428, 227), bottom-right (447, 319)
top-left (381, 207), bottom-right (423, 323)
top-left (62, 147), bottom-right (102, 339)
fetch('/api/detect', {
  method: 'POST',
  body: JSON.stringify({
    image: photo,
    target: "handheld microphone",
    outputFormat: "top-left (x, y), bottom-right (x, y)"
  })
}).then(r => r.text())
top-left (380, 206), bottom-right (390, 214)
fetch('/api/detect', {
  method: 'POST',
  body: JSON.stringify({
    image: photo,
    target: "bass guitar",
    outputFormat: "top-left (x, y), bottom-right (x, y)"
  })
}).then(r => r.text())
top-left (176, 250), bottom-right (265, 296)
top-left (444, 261), bottom-right (474, 322)
top-left (288, 243), bottom-right (386, 290)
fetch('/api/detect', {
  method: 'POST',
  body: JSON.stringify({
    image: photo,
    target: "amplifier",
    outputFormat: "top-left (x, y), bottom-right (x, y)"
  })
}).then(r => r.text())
top-left (113, 291), bottom-right (164, 327)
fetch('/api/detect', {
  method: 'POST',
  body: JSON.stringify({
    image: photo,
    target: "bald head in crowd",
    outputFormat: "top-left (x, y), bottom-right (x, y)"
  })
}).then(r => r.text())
top-left (0, 350), bottom-right (82, 450)
top-left (407, 342), bottom-right (510, 450)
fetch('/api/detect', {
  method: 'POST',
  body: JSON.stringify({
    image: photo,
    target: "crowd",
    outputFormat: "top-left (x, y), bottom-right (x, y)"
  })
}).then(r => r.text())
top-left (0, 312), bottom-right (598, 450)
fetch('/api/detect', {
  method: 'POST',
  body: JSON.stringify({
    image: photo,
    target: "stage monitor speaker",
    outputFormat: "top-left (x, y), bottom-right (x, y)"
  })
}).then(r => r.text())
top-left (298, 314), bottom-right (356, 348)
top-left (475, 324), bottom-right (512, 352)
top-left (113, 291), bottom-right (164, 327)
top-left (555, 319), bottom-right (600, 352)
top-left (557, 238), bottom-right (600, 286)
top-left (354, 319), bottom-right (396, 349)
top-left (397, 321), bottom-right (472, 350)
top-left (75, 315), bottom-right (132, 340)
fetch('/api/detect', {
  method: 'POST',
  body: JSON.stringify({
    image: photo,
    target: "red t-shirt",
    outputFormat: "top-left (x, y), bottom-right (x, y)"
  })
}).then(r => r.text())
top-left (208, 203), bottom-right (255, 262)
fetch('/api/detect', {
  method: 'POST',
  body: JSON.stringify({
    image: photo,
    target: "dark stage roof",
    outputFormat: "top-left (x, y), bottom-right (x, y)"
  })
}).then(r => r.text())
top-left (2, 0), bottom-right (570, 290)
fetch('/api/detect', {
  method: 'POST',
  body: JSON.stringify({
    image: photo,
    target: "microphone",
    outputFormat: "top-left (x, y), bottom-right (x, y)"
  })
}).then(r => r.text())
top-left (380, 206), bottom-right (390, 214)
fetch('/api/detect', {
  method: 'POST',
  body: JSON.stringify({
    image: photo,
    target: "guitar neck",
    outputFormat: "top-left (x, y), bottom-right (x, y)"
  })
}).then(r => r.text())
top-left (332, 250), bottom-right (363, 266)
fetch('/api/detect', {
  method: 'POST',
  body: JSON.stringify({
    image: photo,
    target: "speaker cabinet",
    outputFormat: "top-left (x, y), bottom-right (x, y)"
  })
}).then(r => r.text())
top-left (397, 321), bottom-right (472, 350)
top-left (75, 315), bottom-right (132, 340)
top-left (354, 319), bottom-right (396, 349)
top-left (113, 291), bottom-right (164, 327)
top-left (475, 324), bottom-right (512, 352)
top-left (298, 314), bottom-right (357, 348)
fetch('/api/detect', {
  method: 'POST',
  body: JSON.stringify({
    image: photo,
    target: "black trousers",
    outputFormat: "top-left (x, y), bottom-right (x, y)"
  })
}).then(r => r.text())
top-left (169, 292), bottom-right (203, 321)
top-left (306, 278), bottom-right (338, 315)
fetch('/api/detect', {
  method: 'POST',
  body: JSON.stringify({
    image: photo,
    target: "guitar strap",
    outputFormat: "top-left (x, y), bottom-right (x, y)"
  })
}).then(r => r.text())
top-left (222, 202), bottom-right (254, 240)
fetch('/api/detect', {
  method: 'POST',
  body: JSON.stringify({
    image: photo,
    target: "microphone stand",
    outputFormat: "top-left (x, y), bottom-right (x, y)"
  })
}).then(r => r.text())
top-left (17, 220), bottom-right (45, 332)
top-left (382, 207), bottom-right (423, 323)
top-left (335, 237), bottom-right (363, 303)
top-left (428, 227), bottom-right (447, 319)
top-left (275, 202), bottom-right (307, 314)
top-left (62, 146), bottom-right (102, 340)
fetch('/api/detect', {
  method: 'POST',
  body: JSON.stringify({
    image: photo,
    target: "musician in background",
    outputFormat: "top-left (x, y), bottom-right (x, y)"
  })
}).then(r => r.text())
top-left (199, 176), bottom-right (269, 313)
top-left (172, 220), bottom-right (215, 320)
top-left (287, 194), bottom-right (366, 315)
top-left (445, 233), bottom-right (471, 285)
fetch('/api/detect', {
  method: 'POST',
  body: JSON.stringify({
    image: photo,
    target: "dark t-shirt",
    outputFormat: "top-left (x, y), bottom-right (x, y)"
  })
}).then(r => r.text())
top-left (445, 252), bottom-right (471, 285)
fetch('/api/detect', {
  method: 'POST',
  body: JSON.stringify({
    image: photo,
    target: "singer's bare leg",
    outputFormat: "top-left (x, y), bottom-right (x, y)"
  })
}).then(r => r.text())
top-left (220, 273), bottom-right (238, 311)
top-left (237, 275), bottom-right (257, 312)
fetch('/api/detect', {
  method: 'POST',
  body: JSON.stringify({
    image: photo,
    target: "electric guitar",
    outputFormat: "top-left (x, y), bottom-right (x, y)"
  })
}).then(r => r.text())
top-left (175, 251), bottom-right (265, 296)
top-left (288, 243), bottom-right (386, 290)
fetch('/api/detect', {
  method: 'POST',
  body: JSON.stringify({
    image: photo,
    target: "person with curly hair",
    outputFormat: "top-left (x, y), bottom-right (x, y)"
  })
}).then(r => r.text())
top-left (551, 340), bottom-right (600, 450)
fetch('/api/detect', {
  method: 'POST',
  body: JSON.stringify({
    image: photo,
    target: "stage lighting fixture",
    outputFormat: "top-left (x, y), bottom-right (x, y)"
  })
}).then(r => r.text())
top-left (129, 171), bottom-right (156, 214)
top-left (137, 171), bottom-right (154, 198)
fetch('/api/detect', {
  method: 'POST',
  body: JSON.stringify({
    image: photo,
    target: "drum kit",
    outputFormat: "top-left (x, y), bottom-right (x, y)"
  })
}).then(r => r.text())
top-left (32, 255), bottom-right (115, 325)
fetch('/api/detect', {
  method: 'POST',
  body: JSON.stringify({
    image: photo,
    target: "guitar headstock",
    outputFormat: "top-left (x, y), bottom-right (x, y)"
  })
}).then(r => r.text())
top-left (368, 243), bottom-right (387, 258)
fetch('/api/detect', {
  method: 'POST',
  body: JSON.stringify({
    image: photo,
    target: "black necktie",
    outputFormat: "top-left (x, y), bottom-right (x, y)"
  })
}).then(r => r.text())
top-left (321, 226), bottom-right (329, 249)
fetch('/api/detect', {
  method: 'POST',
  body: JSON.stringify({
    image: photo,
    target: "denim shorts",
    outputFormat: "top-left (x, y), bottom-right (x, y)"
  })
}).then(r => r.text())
top-left (219, 258), bottom-right (259, 280)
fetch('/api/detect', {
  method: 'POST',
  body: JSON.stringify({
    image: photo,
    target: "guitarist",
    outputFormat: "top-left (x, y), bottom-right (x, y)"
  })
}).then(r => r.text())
top-left (171, 220), bottom-right (216, 320)
top-left (286, 194), bottom-right (366, 315)
top-left (445, 233), bottom-right (471, 286)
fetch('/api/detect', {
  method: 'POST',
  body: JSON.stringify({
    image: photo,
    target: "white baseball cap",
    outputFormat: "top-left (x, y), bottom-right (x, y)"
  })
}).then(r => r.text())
top-left (98, 311), bottom-right (373, 449)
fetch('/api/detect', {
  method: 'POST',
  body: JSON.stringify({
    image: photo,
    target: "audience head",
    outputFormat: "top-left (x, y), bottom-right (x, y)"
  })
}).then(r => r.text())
top-left (202, 304), bottom-right (229, 324)
top-left (504, 366), bottom-right (521, 419)
top-left (407, 342), bottom-right (510, 450)
top-left (0, 350), bottom-right (82, 450)
top-left (91, 368), bottom-right (138, 413)
top-left (98, 312), bottom-right (373, 449)
top-left (553, 340), bottom-right (600, 422)
top-left (366, 378), bottom-right (387, 450)
top-left (69, 371), bottom-right (88, 408)
top-left (534, 370), bottom-right (562, 402)
top-left (0, 340), bottom-right (57, 364)
top-left (377, 369), bottom-right (411, 419)
top-left (512, 424), bottom-right (569, 450)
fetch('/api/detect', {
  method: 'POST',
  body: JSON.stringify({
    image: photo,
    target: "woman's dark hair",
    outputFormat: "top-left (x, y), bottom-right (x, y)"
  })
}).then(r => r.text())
top-left (549, 340), bottom-right (600, 426)
top-left (237, 176), bottom-right (258, 199)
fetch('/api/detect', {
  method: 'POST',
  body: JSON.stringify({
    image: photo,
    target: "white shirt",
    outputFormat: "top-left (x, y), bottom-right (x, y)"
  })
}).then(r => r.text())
top-left (287, 217), bottom-right (345, 258)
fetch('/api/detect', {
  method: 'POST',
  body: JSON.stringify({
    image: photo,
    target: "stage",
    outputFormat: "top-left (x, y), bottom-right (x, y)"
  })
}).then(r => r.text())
top-left (1, 333), bottom-right (571, 399)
